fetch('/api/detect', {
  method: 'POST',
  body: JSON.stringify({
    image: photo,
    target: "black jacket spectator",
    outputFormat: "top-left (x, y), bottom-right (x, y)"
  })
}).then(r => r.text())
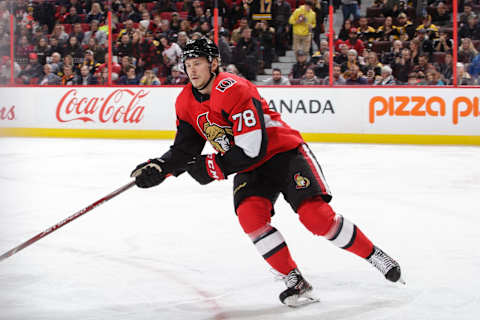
top-left (232, 29), bottom-right (260, 81)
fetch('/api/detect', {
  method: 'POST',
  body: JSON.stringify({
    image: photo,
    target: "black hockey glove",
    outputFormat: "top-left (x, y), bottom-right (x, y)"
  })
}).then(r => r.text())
top-left (187, 154), bottom-right (225, 185)
top-left (130, 158), bottom-right (167, 188)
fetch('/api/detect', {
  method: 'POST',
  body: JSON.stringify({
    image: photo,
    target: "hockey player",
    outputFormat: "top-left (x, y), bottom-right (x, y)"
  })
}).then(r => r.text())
top-left (131, 38), bottom-right (404, 307)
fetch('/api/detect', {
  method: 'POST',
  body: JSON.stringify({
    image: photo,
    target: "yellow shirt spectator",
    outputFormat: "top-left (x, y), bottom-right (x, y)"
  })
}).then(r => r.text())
top-left (288, 4), bottom-right (316, 37)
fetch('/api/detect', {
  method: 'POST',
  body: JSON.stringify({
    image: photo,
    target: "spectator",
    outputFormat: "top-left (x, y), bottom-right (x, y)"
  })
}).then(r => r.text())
top-left (74, 64), bottom-right (98, 85)
top-left (65, 6), bottom-right (83, 24)
top-left (357, 16), bottom-right (377, 43)
top-left (170, 12), bottom-right (181, 33)
top-left (34, 37), bottom-right (50, 65)
top-left (392, 48), bottom-right (413, 83)
top-left (154, 0), bottom-right (176, 12)
top-left (344, 64), bottom-right (368, 85)
top-left (362, 51), bottom-right (383, 76)
top-left (49, 52), bottom-right (63, 74)
top-left (0, 56), bottom-right (21, 84)
top-left (47, 37), bottom-right (64, 57)
top-left (312, 0), bottom-right (326, 50)
top-left (394, 12), bottom-right (415, 40)
top-left (413, 29), bottom-right (434, 58)
top-left (177, 31), bottom-right (190, 50)
top-left (341, 0), bottom-right (360, 23)
top-left (160, 34), bottom-right (182, 71)
top-left (165, 65), bottom-right (188, 85)
top-left (263, 68), bottom-right (291, 85)
top-left (16, 35), bottom-right (35, 67)
top-left (382, 0), bottom-right (407, 19)
top-left (431, 2), bottom-right (451, 27)
top-left (272, 0), bottom-right (292, 57)
top-left (39, 63), bottom-right (61, 85)
top-left (435, 51), bottom-right (453, 83)
top-left (60, 64), bottom-right (76, 85)
top-left (334, 43), bottom-right (349, 65)
top-left (139, 69), bottom-right (161, 85)
top-left (381, 39), bottom-right (403, 65)
top-left (344, 27), bottom-right (365, 56)
top-left (433, 30), bottom-right (453, 52)
top-left (215, 28), bottom-right (232, 66)
top-left (253, 20), bottom-right (275, 69)
top-left (323, 63), bottom-right (347, 85)
top-left (407, 72), bottom-right (418, 85)
top-left (118, 19), bottom-right (137, 39)
top-left (18, 52), bottom-right (43, 84)
top-left (82, 20), bottom-right (107, 46)
top-left (416, 14), bottom-right (439, 40)
top-left (457, 62), bottom-right (475, 85)
top-left (120, 3), bottom-right (140, 23)
top-left (233, 28), bottom-right (260, 81)
top-left (337, 19), bottom-right (353, 42)
top-left (289, 0), bottom-right (316, 54)
top-left (71, 23), bottom-right (85, 44)
top-left (81, 49), bottom-right (98, 72)
top-left (374, 65), bottom-right (396, 85)
top-left (468, 53), bottom-right (480, 80)
top-left (341, 48), bottom-right (359, 73)
top-left (231, 17), bottom-right (248, 45)
top-left (289, 50), bottom-right (310, 80)
top-left (64, 36), bottom-right (83, 64)
top-left (413, 53), bottom-right (435, 74)
top-left (300, 67), bottom-right (321, 85)
top-left (458, 37), bottom-right (478, 64)
top-left (376, 16), bottom-right (400, 41)
top-left (311, 51), bottom-right (329, 78)
top-left (459, 16), bottom-right (480, 40)
top-left (0, 23), bottom-right (9, 57)
top-left (51, 24), bottom-right (69, 45)
top-left (425, 69), bottom-right (445, 85)
top-left (67, 0), bottom-right (84, 14)
top-left (87, 38), bottom-right (106, 64)
top-left (459, 2), bottom-right (477, 27)
top-left (118, 65), bottom-right (140, 85)
top-left (116, 34), bottom-right (133, 58)
top-left (225, 64), bottom-right (244, 77)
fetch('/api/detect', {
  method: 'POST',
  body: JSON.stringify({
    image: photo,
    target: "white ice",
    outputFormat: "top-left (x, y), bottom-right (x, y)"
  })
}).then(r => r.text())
top-left (0, 137), bottom-right (479, 320)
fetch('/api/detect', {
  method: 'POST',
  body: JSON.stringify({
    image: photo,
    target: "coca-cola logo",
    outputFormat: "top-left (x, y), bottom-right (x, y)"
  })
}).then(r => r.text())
top-left (56, 89), bottom-right (149, 123)
top-left (0, 105), bottom-right (15, 120)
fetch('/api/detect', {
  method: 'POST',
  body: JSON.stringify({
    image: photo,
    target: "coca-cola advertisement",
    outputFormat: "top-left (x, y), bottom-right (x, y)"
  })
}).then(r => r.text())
top-left (56, 89), bottom-right (149, 124)
top-left (0, 105), bottom-right (15, 121)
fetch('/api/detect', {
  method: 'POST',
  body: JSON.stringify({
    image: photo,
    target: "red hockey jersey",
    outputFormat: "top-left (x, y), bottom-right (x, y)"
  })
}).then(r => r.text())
top-left (164, 72), bottom-right (304, 176)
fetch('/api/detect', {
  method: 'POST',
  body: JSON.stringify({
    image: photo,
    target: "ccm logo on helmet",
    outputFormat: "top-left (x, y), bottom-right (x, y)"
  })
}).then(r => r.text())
top-left (216, 78), bottom-right (237, 93)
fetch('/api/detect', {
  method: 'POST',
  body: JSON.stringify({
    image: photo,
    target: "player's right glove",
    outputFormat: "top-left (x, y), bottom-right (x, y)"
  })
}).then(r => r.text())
top-left (130, 158), bottom-right (167, 188)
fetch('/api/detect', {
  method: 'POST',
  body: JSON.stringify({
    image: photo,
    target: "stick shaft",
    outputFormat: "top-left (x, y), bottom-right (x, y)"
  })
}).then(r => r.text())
top-left (0, 181), bottom-right (136, 262)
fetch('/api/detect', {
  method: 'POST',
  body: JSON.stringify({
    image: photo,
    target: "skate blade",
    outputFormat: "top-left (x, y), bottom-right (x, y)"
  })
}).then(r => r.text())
top-left (398, 276), bottom-right (406, 285)
top-left (284, 294), bottom-right (320, 308)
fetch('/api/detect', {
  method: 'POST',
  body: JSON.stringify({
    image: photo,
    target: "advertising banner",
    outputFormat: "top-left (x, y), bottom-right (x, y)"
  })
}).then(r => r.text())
top-left (1, 87), bottom-right (479, 145)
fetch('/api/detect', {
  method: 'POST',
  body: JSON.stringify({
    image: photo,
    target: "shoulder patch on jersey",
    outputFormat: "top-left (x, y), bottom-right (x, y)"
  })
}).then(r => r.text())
top-left (216, 78), bottom-right (237, 93)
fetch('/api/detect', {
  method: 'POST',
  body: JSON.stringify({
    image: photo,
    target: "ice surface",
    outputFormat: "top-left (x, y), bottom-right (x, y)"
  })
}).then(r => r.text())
top-left (1, 138), bottom-right (479, 320)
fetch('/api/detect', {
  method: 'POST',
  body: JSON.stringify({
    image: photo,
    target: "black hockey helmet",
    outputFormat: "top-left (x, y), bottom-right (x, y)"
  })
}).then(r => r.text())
top-left (182, 37), bottom-right (220, 64)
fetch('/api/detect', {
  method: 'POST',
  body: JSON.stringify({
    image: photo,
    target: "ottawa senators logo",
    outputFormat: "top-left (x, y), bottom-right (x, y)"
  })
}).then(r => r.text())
top-left (197, 112), bottom-right (234, 153)
top-left (216, 78), bottom-right (237, 92)
top-left (294, 173), bottom-right (310, 189)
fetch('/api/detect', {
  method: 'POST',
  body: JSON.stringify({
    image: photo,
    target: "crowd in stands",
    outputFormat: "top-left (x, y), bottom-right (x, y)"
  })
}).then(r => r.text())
top-left (0, 0), bottom-right (479, 85)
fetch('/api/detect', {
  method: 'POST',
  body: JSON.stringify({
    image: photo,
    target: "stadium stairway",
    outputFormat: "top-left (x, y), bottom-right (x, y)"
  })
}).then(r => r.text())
top-left (254, 50), bottom-right (297, 84)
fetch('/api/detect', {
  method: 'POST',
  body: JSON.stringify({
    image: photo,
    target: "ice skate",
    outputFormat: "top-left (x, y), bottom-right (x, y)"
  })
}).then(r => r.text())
top-left (367, 246), bottom-right (406, 284)
top-left (279, 269), bottom-right (319, 307)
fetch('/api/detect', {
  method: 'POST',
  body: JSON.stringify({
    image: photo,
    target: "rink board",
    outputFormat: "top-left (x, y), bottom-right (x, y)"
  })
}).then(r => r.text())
top-left (0, 87), bottom-right (479, 145)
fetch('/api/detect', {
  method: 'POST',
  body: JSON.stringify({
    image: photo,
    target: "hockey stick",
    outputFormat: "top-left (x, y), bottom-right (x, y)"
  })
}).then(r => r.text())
top-left (0, 181), bottom-right (136, 263)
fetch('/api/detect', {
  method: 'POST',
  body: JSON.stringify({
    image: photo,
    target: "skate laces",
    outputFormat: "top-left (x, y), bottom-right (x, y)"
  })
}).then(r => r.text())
top-left (368, 247), bottom-right (398, 275)
top-left (270, 269), bottom-right (301, 288)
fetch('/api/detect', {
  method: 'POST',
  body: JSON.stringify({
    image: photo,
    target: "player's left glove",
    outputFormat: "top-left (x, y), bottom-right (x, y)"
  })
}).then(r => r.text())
top-left (130, 158), bottom-right (167, 188)
top-left (187, 154), bottom-right (225, 185)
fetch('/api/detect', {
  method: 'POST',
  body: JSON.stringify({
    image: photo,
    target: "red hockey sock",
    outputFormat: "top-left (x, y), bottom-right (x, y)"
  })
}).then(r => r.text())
top-left (237, 197), bottom-right (297, 275)
top-left (298, 196), bottom-right (374, 259)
